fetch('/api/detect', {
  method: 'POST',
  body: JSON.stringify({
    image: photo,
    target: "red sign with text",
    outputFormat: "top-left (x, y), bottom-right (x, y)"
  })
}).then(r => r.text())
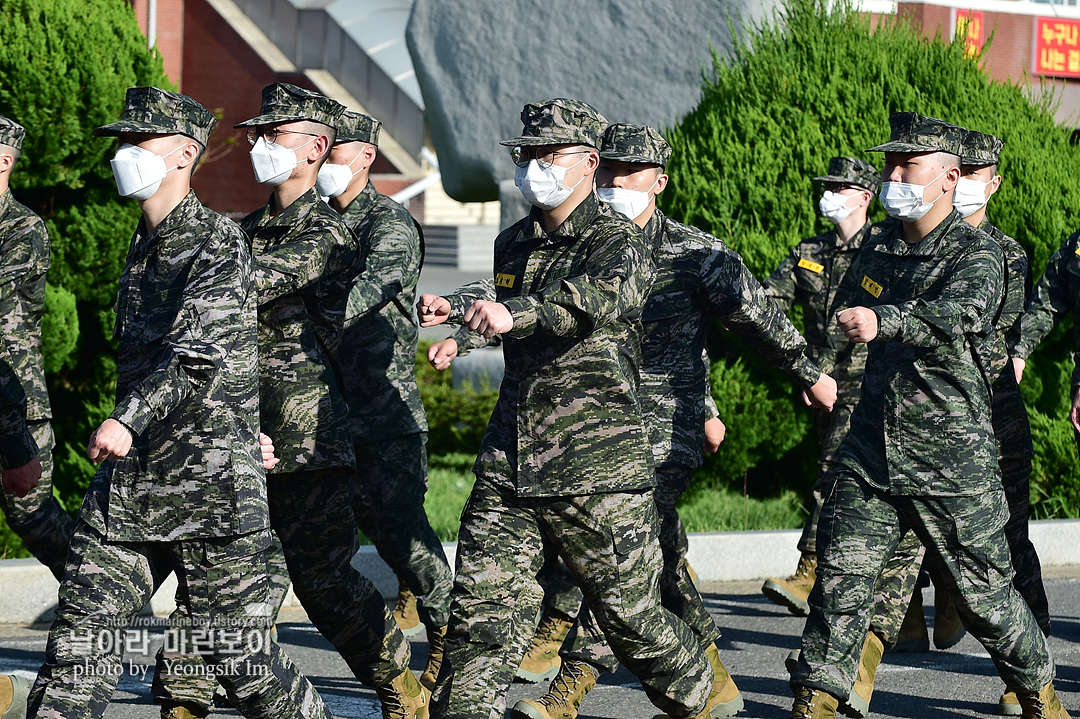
top-left (955, 10), bottom-right (983, 59)
top-left (1035, 17), bottom-right (1080, 78)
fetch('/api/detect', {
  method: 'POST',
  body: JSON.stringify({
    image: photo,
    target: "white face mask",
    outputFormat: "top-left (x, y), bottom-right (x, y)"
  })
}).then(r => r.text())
top-left (878, 168), bottom-right (948, 222)
top-left (316, 152), bottom-right (363, 197)
top-left (110, 142), bottom-right (183, 201)
top-left (514, 154), bottom-right (589, 210)
top-left (818, 190), bottom-right (858, 224)
top-left (597, 177), bottom-right (659, 221)
top-left (953, 177), bottom-right (991, 218)
top-left (249, 135), bottom-right (315, 186)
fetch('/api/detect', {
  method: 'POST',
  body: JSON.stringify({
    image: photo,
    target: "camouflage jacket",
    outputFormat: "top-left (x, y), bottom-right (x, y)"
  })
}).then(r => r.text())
top-left (639, 210), bottom-right (821, 469)
top-left (823, 211), bottom-right (1004, 497)
top-left (83, 191), bottom-right (266, 542)
top-left (337, 181), bottom-right (427, 441)
top-left (243, 188), bottom-right (360, 473)
top-left (445, 194), bottom-right (655, 497)
top-left (763, 223), bottom-right (869, 400)
top-left (1015, 228), bottom-right (1080, 387)
top-left (978, 218), bottom-right (1033, 463)
top-left (0, 189), bottom-right (51, 422)
top-left (0, 356), bottom-right (34, 470)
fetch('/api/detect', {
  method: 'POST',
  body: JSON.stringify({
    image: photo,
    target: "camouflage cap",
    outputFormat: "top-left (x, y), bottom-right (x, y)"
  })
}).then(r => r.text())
top-left (500, 98), bottom-right (608, 148)
top-left (0, 117), bottom-right (25, 152)
top-left (234, 82), bottom-right (345, 129)
top-left (93, 87), bottom-right (217, 146)
top-left (335, 110), bottom-right (381, 146)
top-left (866, 112), bottom-right (964, 156)
top-left (813, 156), bottom-right (880, 192)
top-left (598, 124), bottom-right (672, 166)
top-left (961, 129), bottom-right (1003, 166)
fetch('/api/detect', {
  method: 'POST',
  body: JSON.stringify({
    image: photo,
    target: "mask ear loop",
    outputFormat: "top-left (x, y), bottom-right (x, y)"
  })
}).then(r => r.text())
top-left (560, 152), bottom-right (592, 193)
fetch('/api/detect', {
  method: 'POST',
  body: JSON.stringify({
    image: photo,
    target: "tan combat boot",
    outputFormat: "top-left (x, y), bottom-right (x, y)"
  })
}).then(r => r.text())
top-left (375, 670), bottom-right (430, 719)
top-left (697, 642), bottom-right (744, 717)
top-left (1, 675), bottom-right (29, 719)
top-left (999, 689), bottom-right (1022, 716)
top-left (160, 703), bottom-right (209, 719)
top-left (516, 609), bottom-right (575, 682)
top-left (510, 660), bottom-right (597, 719)
top-left (762, 554), bottom-right (816, 616)
top-left (392, 580), bottom-right (424, 638)
top-left (839, 631), bottom-right (884, 718)
top-left (791, 685), bottom-right (840, 719)
top-left (419, 624), bottom-right (446, 691)
top-left (932, 590), bottom-right (966, 650)
top-left (1015, 681), bottom-right (1071, 719)
top-left (886, 590), bottom-right (929, 654)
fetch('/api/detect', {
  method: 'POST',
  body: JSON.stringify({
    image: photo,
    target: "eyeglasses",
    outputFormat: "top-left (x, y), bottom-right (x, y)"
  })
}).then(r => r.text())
top-left (245, 128), bottom-right (319, 147)
top-left (511, 146), bottom-right (588, 169)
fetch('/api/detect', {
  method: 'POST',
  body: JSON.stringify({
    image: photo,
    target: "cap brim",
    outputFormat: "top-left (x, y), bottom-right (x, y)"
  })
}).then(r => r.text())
top-left (812, 174), bottom-right (875, 190)
top-left (960, 156), bottom-right (997, 166)
top-left (598, 150), bottom-right (663, 165)
top-left (866, 141), bottom-right (951, 153)
top-left (499, 136), bottom-right (594, 147)
top-left (93, 120), bottom-right (176, 137)
top-left (234, 113), bottom-right (312, 129)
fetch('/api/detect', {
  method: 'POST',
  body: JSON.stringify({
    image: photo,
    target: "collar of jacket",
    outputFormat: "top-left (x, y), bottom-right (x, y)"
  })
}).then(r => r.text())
top-left (875, 208), bottom-right (964, 258)
top-left (136, 190), bottom-right (201, 246)
top-left (524, 191), bottom-right (601, 244)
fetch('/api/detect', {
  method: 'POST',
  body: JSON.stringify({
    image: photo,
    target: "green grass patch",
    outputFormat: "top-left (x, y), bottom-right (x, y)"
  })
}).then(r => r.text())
top-left (677, 483), bottom-right (807, 533)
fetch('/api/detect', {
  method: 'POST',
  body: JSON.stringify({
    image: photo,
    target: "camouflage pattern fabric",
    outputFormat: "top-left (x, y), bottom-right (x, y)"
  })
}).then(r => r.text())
top-left (762, 221), bottom-right (870, 555)
top-left (336, 110), bottom-right (381, 145)
top-left (0, 354), bottom-right (35, 470)
top-left (242, 187), bottom-right (359, 473)
top-left (338, 179), bottom-right (427, 441)
top-left (430, 476), bottom-right (711, 719)
top-left (961, 129), bottom-right (1004, 166)
top-left (797, 211), bottom-right (1054, 697)
top-left (0, 421), bottom-right (72, 580)
top-left (812, 156), bottom-right (880, 193)
top-left (28, 523), bottom-right (333, 719)
top-left (353, 434), bottom-right (452, 629)
top-left (0, 116), bottom-right (25, 151)
top-left (794, 470), bottom-right (1053, 696)
top-left (537, 543), bottom-right (583, 621)
top-left (499, 98), bottom-right (607, 148)
top-left (1015, 228), bottom-right (1080, 387)
top-left (235, 83), bottom-right (345, 129)
top-left (598, 123), bottom-right (671, 165)
top-left (80, 191), bottom-right (266, 542)
top-left (93, 87), bottom-right (217, 146)
top-left (0, 188), bottom-right (72, 579)
top-left (867, 112), bottom-right (965, 155)
top-left (442, 194), bottom-right (656, 497)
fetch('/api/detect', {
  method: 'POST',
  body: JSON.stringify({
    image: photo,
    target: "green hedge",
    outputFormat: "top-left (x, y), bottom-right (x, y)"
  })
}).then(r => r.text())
top-left (661, 0), bottom-right (1080, 513)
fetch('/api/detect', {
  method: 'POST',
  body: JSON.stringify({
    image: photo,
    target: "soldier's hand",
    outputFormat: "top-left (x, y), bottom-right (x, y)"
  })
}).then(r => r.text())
top-left (837, 306), bottom-right (879, 343)
top-left (260, 433), bottom-right (279, 471)
top-left (2, 457), bottom-right (41, 497)
top-left (87, 418), bottom-right (134, 465)
top-left (428, 338), bottom-right (459, 371)
top-left (704, 416), bottom-right (726, 453)
top-left (464, 301), bottom-right (514, 339)
top-left (1071, 390), bottom-right (1080, 434)
top-left (1012, 357), bottom-right (1026, 384)
top-left (417, 294), bottom-right (451, 327)
top-left (804, 373), bottom-right (838, 412)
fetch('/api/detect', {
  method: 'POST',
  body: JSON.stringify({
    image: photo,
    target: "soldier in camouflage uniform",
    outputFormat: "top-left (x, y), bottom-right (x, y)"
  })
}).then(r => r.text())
top-left (25, 86), bottom-right (335, 719)
top-left (495, 123), bottom-right (837, 719)
top-left (417, 99), bottom-right (722, 719)
top-left (789, 112), bottom-right (1066, 719)
top-left (0, 116), bottom-right (73, 581)
top-left (759, 156), bottom-right (877, 616)
top-left (318, 109), bottom-right (453, 689)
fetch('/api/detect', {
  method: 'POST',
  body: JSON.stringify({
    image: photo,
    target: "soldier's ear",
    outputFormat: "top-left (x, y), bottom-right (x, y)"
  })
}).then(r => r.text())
top-left (0, 153), bottom-right (13, 174)
top-left (653, 172), bottom-right (669, 195)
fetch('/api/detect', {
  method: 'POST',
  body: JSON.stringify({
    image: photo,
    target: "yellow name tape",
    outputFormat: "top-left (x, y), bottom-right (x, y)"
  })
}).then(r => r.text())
top-left (797, 258), bottom-right (824, 274)
top-left (861, 275), bottom-right (883, 298)
top-left (495, 273), bottom-right (515, 288)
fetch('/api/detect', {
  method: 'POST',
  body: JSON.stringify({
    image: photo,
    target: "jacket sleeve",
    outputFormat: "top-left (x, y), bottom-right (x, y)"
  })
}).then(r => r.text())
top-left (499, 224), bottom-right (654, 339)
top-left (343, 210), bottom-right (421, 330)
top-left (761, 252), bottom-right (799, 313)
top-left (252, 224), bottom-right (343, 305)
top-left (1014, 233), bottom-right (1077, 363)
top-left (698, 244), bottom-right (820, 390)
top-left (874, 241), bottom-right (1004, 349)
top-left (445, 278), bottom-right (498, 322)
top-left (111, 225), bottom-right (253, 436)
top-left (703, 349), bottom-right (719, 420)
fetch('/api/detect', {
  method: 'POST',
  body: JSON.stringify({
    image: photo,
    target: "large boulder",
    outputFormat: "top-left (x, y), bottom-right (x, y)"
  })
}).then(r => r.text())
top-left (406, 0), bottom-right (780, 203)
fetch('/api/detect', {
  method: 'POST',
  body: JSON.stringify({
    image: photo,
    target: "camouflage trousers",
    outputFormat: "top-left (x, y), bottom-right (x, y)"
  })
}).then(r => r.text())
top-left (0, 421), bottom-right (74, 580)
top-left (793, 469), bottom-right (1054, 699)
top-left (869, 453), bottom-right (1051, 645)
top-left (430, 475), bottom-right (711, 719)
top-left (797, 400), bottom-right (857, 556)
top-left (27, 521), bottom-right (331, 719)
top-left (353, 432), bottom-right (453, 629)
top-left (560, 465), bottom-right (722, 673)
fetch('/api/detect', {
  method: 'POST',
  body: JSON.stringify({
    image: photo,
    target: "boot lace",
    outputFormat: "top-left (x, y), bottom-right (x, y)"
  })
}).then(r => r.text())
top-left (536, 661), bottom-right (592, 712)
top-left (792, 687), bottom-right (822, 719)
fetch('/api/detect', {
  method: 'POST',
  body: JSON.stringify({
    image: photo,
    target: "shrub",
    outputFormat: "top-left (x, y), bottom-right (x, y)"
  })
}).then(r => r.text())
top-left (664, 0), bottom-right (1080, 514)
top-left (415, 341), bottom-right (499, 457)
